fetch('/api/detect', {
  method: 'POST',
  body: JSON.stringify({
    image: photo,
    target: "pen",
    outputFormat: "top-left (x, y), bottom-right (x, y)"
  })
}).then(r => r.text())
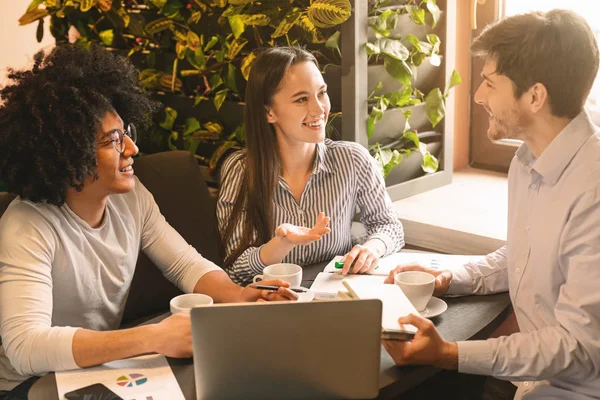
top-left (255, 285), bottom-right (307, 293)
top-left (334, 261), bottom-right (380, 270)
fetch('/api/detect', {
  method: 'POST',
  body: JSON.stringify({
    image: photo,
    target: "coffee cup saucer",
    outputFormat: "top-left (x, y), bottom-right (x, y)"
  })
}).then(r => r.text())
top-left (419, 297), bottom-right (447, 318)
top-left (295, 287), bottom-right (315, 302)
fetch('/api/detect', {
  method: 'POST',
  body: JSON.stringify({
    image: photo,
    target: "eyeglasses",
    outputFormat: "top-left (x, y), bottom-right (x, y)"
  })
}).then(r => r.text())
top-left (98, 123), bottom-right (137, 154)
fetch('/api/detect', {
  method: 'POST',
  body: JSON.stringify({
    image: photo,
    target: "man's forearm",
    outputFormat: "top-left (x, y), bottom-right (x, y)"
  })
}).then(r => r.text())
top-left (193, 269), bottom-right (245, 303)
top-left (72, 325), bottom-right (158, 368)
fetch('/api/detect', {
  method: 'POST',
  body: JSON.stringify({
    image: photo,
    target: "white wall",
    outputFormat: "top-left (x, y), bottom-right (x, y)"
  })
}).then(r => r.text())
top-left (0, 2), bottom-right (55, 85)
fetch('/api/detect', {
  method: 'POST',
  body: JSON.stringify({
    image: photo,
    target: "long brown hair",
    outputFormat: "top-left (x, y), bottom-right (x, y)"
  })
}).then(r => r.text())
top-left (221, 46), bottom-right (318, 270)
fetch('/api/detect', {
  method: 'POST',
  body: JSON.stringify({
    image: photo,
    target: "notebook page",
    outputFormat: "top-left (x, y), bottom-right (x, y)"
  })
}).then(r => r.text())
top-left (342, 279), bottom-right (418, 335)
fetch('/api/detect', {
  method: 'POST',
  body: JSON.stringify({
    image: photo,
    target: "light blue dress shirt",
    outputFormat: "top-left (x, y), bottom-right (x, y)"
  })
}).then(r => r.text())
top-left (448, 111), bottom-right (600, 399)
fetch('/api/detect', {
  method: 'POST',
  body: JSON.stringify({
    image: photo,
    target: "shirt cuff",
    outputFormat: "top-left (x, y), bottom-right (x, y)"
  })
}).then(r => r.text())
top-left (248, 245), bottom-right (268, 276)
top-left (446, 265), bottom-right (474, 295)
top-left (62, 327), bottom-right (82, 371)
top-left (365, 233), bottom-right (393, 257)
top-left (457, 340), bottom-right (494, 376)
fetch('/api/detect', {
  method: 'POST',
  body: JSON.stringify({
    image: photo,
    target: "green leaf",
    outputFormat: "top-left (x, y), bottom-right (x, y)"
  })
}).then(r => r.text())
top-left (209, 140), bottom-right (239, 170)
top-left (209, 74), bottom-right (223, 91)
top-left (408, 6), bottom-right (426, 25)
top-left (204, 121), bottom-right (223, 135)
top-left (204, 35), bottom-right (219, 51)
top-left (194, 95), bottom-right (208, 106)
top-left (366, 41), bottom-right (381, 56)
top-left (384, 57), bottom-right (412, 86)
top-left (402, 108), bottom-right (412, 132)
top-left (430, 53), bottom-right (441, 67)
top-left (188, 139), bottom-right (202, 156)
top-left (403, 130), bottom-right (420, 148)
top-left (446, 69), bottom-right (462, 95)
top-left (160, 107), bottom-right (178, 131)
top-left (228, 15), bottom-right (245, 39)
top-left (168, 131), bottom-right (178, 151)
top-left (325, 31), bottom-right (341, 57)
top-left (27, 0), bottom-right (45, 13)
top-left (186, 47), bottom-right (206, 70)
top-left (422, 153), bottom-right (439, 173)
top-left (368, 14), bottom-right (390, 38)
top-left (386, 87), bottom-right (412, 107)
top-left (226, 63), bottom-right (238, 92)
top-left (99, 29), bottom-right (114, 46)
top-left (404, 34), bottom-right (421, 52)
top-left (426, 0), bottom-right (441, 28)
top-left (424, 88), bottom-right (445, 128)
top-left (36, 18), bottom-right (44, 43)
top-left (367, 116), bottom-right (375, 139)
top-left (233, 122), bottom-right (246, 143)
top-left (161, 1), bottom-right (182, 18)
top-left (227, 37), bottom-right (248, 60)
top-left (379, 38), bottom-right (409, 61)
top-left (214, 89), bottom-right (228, 111)
top-left (372, 146), bottom-right (403, 178)
top-left (182, 118), bottom-right (201, 136)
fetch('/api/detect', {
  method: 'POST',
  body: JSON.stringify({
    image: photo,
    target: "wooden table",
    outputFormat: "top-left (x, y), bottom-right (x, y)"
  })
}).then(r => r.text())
top-left (29, 261), bottom-right (511, 400)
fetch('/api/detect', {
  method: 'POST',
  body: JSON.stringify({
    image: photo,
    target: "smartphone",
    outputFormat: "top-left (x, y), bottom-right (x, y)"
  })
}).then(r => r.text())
top-left (64, 383), bottom-right (123, 400)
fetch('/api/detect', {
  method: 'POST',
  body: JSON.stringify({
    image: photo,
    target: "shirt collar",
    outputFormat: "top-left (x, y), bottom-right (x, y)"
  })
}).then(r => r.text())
top-left (312, 140), bottom-right (334, 175)
top-left (516, 110), bottom-right (597, 185)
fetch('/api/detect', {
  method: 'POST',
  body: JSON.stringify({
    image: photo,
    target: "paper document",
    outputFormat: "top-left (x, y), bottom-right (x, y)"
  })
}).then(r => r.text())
top-left (55, 354), bottom-right (185, 400)
top-left (310, 272), bottom-right (386, 298)
top-left (323, 252), bottom-right (483, 276)
top-left (342, 279), bottom-right (418, 340)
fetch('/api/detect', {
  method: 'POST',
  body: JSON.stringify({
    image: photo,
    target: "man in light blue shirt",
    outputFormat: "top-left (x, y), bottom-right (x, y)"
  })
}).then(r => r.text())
top-left (385, 9), bottom-right (600, 400)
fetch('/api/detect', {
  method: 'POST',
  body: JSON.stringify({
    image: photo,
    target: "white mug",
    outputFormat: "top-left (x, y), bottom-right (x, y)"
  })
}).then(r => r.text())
top-left (170, 293), bottom-right (213, 315)
top-left (253, 263), bottom-right (302, 288)
top-left (394, 271), bottom-right (435, 312)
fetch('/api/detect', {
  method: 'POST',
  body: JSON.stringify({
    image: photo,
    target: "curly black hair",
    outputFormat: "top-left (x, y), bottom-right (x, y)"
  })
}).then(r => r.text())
top-left (0, 43), bottom-right (160, 205)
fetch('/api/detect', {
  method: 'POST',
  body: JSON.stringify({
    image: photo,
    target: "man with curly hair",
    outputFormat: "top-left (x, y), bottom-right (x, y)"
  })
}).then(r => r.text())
top-left (0, 44), bottom-right (296, 396)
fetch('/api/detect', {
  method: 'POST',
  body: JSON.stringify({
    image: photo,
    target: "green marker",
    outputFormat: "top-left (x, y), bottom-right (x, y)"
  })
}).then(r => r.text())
top-left (334, 261), bottom-right (379, 270)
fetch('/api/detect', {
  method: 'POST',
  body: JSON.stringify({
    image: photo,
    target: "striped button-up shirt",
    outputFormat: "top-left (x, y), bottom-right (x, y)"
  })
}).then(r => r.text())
top-left (217, 139), bottom-right (405, 285)
top-left (449, 111), bottom-right (600, 399)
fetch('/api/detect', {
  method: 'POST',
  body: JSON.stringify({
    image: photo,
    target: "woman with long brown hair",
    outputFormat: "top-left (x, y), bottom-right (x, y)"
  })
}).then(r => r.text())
top-left (217, 46), bottom-right (404, 286)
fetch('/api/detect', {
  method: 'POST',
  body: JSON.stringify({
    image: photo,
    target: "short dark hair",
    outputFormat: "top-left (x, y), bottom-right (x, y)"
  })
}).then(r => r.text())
top-left (472, 9), bottom-right (599, 118)
top-left (0, 44), bottom-right (159, 205)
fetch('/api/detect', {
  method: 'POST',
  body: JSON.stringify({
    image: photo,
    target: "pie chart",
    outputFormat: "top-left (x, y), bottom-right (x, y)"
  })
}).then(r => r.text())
top-left (116, 373), bottom-right (148, 387)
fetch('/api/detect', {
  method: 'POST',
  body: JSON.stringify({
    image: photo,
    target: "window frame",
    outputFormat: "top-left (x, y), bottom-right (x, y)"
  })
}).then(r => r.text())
top-left (469, 0), bottom-right (519, 172)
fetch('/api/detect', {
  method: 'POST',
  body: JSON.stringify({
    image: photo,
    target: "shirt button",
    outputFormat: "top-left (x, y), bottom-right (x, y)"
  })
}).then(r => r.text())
top-left (516, 268), bottom-right (521, 273)
top-left (525, 226), bottom-right (530, 232)
top-left (524, 382), bottom-right (529, 387)
top-left (530, 183), bottom-right (537, 190)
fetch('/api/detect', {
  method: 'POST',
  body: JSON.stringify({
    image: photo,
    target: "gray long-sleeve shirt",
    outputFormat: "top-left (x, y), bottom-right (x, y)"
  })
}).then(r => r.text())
top-left (0, 177), bottom-right (221, 389)
top-left (448, 111), bottom-right (600, 399)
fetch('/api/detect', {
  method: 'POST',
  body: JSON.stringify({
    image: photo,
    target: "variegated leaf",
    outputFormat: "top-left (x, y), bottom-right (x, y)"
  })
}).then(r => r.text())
top-left (187, 30), bottom-right (201, 51)
top-left (240, 52), bottom-right (256, 80)
top-left (228, 37), bottom-right (248, 60)
top-left (297, 14), bottom-right (325, 43)
top-left (97, 0), bottom-right (112, 12)
top-left (159, 74), bottom-right (182, 91)
top-left (307, 0), bottom-right (351, 28)
top-left (117, 7), bottom-right (130, 27)
top-left (80, 0), bottom-right (95, 12)
top-left (272, 9), bottom-right (301, 38)
top-left (145, 18), bottom-right (174, 34)
top-left (239, 14), bottom-right (270, 26)
top-left (18, 8), bottom-right (48, 25)
top-left (228, 0), bottom-right (254, 5)
top-left (170, 25), bottom-right (187, 41)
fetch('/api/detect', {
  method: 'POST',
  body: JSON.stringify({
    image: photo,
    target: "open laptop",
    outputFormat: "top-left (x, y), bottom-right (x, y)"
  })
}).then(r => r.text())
top-left (190, 299), bottom-right (382, 400)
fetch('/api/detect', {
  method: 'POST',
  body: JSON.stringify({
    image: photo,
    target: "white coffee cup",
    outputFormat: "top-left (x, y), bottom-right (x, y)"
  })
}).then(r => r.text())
top-left (394, 271), bottom-right (435, 312)
top-left (170, 293), bottom-right (213, 315)
top-left (253, 263), bottom-right (302, 288)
